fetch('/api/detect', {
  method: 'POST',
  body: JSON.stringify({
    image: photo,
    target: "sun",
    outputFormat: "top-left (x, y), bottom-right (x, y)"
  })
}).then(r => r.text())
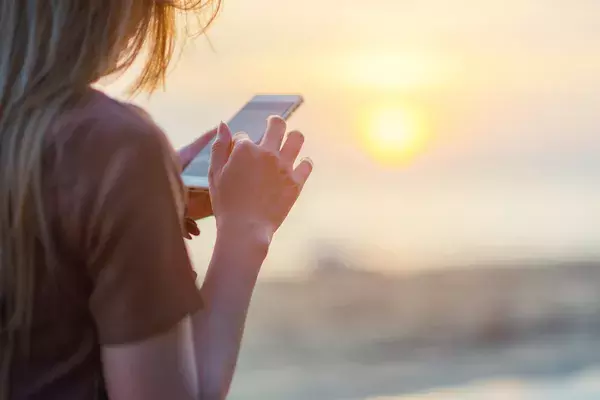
top-left (362, 107), bottom-right (429, 165)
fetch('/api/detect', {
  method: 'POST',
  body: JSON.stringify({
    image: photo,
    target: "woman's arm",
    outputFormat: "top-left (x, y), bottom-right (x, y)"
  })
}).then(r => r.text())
top-left (102, 225), bottom-right (268, 400)
top-left (191, 222), bottom-right (269, 399)
top-left (102, 118), bottom-right (311, 400)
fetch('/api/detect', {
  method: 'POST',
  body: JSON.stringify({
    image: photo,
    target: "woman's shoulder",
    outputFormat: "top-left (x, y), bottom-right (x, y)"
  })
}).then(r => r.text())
top-left (47, 88), bottom-right (179, 195)
top-left (53, 88), bottom-right (174, 164)
top-left (58, 88), bottom-right (161, 142)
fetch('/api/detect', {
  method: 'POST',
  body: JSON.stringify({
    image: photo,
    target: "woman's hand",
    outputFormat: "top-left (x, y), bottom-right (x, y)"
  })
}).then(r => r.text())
top-left (209, 117), bottom-right (313, 243)
top-left (178, 128), bottom-right (218, 239)
top-left (178, 126), bottom-right (217, 172)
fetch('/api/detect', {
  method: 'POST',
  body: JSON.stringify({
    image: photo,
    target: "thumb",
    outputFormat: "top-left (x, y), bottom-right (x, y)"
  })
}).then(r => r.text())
top-left (179, 127), bottom-right (218, 170)
top-left (209, 121), bottom-right (232, 177)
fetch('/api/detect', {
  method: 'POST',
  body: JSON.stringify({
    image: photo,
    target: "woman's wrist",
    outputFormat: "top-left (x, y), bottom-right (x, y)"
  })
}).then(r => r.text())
top-left (215, 217), bottom-right (272, 259)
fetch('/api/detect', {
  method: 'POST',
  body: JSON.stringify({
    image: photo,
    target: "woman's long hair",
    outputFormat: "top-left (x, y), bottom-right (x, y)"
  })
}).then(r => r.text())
top-left (0, 1), bottom-right (220, 397)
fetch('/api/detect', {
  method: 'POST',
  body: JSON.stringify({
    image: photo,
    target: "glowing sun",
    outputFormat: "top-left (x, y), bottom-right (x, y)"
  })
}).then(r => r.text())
top-left (363, 107), bottom-right (429, 165)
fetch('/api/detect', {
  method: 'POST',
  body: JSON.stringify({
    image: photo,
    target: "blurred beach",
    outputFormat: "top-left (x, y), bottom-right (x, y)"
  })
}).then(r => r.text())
top-left (228, 261), bottom-right (600, 399)
top-left (373, 368), bottom-right (600, 400)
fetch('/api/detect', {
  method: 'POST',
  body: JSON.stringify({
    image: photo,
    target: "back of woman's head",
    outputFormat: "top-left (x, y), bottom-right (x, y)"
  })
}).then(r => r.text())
top-left (0, 1), bottom-right (220, 397)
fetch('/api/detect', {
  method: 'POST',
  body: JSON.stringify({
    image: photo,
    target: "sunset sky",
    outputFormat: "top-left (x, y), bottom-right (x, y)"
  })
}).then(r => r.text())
top-left (102, 0), bottom-right (600, 277)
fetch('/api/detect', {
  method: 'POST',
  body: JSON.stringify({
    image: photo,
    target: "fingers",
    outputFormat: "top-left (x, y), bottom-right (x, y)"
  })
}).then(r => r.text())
top-left (186, 191), bottom-right (214, 220)
top-left (233, 131), bottom-right (252, 144)
top-left (209, 122), bottom-right (232, 176)
top-left (280, 130), bottom-right (304, 167)
top-left (184, 218), bottom-right (200, 239)
top-left (228, 132), bottom-right (251, 155)
top-left (293, 157), bottom-right (313, 189)
top-left (179, 127), bottom-right (218, 169)
top-left (192, 127), bottom-right (218, 152)
top-left (260, 115), bottom-right (286, 152)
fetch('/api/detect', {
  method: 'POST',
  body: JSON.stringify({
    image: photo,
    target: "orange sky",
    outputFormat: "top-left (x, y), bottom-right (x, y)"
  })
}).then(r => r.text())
top-left (103, 0), bottom-right (600, 276)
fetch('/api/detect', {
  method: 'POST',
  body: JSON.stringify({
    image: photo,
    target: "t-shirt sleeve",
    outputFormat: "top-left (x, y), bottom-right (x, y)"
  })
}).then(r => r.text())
top-left (77, 114), bottom-right (202, 345)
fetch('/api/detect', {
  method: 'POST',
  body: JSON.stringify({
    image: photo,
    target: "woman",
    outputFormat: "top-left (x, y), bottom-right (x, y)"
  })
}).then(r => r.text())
top-left (0, 1), bottom-right (312, 399)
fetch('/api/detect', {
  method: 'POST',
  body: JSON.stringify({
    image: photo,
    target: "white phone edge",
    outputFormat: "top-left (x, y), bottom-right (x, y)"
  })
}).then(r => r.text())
top-left (182, 94), bottom-right (304, 191)
top-left (182, 175), bottom-right (210, 191)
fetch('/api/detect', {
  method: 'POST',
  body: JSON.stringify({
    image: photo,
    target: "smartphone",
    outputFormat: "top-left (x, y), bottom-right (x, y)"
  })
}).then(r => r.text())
top-left (182, 94), bottom-right (304, 190)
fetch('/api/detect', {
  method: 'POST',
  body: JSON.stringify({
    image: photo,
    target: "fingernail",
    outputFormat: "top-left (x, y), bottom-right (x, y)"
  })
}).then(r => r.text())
top-left (218, 121), bottom-right (230, 139)
top-left (268, 115), bottom-right (284, 125)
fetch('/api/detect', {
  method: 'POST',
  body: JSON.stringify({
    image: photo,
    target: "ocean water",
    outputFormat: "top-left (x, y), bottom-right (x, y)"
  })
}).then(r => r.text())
top-left (229, 266), bottom-right (600, 400)
top-left (379, 368), bottom-right (600, 400)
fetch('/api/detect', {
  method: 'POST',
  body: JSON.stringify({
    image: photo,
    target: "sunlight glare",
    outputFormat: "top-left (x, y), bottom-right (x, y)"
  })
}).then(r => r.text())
top-left (343, 52), bottom-right (452, 91)
top-left (363, 107), bottom-right (429, 165)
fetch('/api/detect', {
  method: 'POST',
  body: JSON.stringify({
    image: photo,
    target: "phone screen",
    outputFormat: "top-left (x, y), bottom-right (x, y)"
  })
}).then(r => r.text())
top-left (182, 96), bottom-right (302, 180)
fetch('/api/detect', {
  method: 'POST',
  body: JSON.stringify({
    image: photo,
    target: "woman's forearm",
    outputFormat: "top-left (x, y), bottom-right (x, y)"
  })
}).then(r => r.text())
top-left (190, 222), bottom-right (270, 400)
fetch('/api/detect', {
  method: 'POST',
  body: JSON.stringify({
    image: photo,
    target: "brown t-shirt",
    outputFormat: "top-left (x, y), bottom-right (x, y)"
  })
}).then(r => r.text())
top-left (8, 89), bottom-right (203, 399)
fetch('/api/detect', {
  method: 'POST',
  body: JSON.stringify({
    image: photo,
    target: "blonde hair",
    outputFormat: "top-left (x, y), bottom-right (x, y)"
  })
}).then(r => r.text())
top-left (0, 1), bottom-right (221, 397)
